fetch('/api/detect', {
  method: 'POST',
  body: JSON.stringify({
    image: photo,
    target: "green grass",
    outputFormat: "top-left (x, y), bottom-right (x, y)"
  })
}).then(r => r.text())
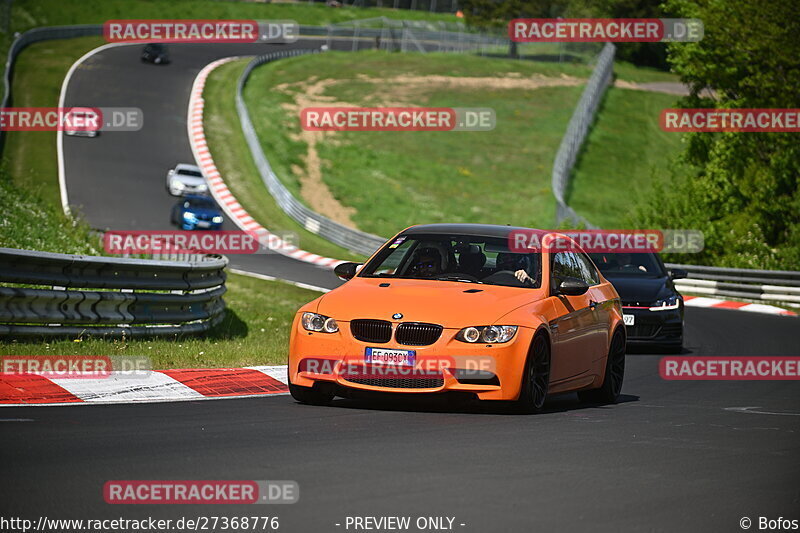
top-left (0, 169), bottom-right (101, 253)
top-left (0, 271), bottom-right (320, 368)
top-left (8, 0), bottom-right (456, 37)
top-left (239, 50), bottom-right (590, 237)
top-left (203, 59), bottom-right (362, 261)
top-left (566, 87), bottom-right (683, 228)
top-left (2, 36), bottom-right (106, 208)
top-left (613, 60), bottom-right (680, 84)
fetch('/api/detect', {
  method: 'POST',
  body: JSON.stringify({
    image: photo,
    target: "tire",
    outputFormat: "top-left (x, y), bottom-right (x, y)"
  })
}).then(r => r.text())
top-left (515, 333), bottom-right (550, 414)
top-left (579, 329), bottom-right (625, 405)
top-left (288, 372), bottom-right (334, 405)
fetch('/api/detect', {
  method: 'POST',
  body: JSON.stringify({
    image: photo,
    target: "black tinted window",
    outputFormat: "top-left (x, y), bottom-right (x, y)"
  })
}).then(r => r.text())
top-left (589, 253), bottom-right (664, 276)
top-left (575, 253), bottom-right (600, 285)
top-left (552, 252), bottom-right (583, 284)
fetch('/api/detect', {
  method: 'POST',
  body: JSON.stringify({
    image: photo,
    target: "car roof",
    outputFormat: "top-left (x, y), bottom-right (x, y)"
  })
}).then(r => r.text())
top-left (174, 164), bottom-right (202, 173)
top-left (400, 223), bottom-right (542, 239)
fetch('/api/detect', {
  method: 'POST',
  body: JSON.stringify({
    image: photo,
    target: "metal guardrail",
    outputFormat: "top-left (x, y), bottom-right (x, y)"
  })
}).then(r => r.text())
top-left (666, 263), bottom-right (800, 306)
top-left (0, 248), bottom-right (228, 338)
top-left (236, 49), bottom-right (387, 257)
top-left (551, 42), bottom-right (615, 228)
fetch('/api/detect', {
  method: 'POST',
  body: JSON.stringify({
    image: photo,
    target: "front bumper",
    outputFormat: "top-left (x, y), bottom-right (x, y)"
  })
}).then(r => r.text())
top-left (288, 320), bottom-right (534, 401)
top-left (621, 306), bottom-right (683, 346)
top-left (180, 221), bottom-right (222, 231)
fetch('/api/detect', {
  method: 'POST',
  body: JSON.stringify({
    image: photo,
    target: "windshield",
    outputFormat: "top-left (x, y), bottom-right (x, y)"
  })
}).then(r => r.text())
top-left (589, 252), bottom-right (665, 277)
top-left (185, 197), bottom-right (216, 209)
top-left (177, 169), bottom-right (203, 178)
top-left (360, 234), bottom-right (541, 288)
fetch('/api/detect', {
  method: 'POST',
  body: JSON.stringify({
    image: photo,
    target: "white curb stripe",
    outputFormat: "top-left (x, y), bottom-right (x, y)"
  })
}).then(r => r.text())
top-left (51, 372), bottom-right (204, 403)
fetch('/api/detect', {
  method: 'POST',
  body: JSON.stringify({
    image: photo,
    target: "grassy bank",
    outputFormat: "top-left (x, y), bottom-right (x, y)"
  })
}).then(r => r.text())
top-left (2, 36), bottom-right (105, 208)
top-left (567, 88), bottom-right (682, 228)
top-left (1, 0), bottom-right (456, 56)
top-left (238, 50), bottom-right (592, 237)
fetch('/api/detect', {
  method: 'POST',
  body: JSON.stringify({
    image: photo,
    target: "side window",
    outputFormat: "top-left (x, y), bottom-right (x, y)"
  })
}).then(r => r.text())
top-left (552, 252), bottom-right (580, 285)
top-left (575, 253), bottom-right (600, 285)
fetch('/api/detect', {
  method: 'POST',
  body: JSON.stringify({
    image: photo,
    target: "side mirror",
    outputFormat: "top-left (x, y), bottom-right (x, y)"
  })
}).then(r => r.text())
top-left (334, 262), bottom-right (361, 281)
top-left (557, 277), bottom-right (590, 296)
top-left (669, 268), bottom-right (688, 280)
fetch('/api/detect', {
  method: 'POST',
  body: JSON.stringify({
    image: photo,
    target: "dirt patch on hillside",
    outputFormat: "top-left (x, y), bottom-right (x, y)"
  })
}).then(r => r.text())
top-left (275, 73), bottom-right (585, 228)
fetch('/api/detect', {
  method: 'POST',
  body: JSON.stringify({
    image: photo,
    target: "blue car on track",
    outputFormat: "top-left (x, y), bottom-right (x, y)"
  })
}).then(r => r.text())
top-left (170, 195), bottom-right (224, 230)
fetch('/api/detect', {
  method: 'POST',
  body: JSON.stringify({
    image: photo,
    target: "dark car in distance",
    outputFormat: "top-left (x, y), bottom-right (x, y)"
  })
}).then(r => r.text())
top-left (589, 252), bottom-right (687, 350)
top-left (141, 43), bottom-right (169, 64)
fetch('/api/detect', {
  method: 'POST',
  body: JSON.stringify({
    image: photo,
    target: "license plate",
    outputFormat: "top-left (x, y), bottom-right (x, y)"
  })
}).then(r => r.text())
top-left (623, 314), bottom-right (635, 326)
top-left (365, 347), bottom-right (415, 366)
top-left (197, 221), bottom-right (211, 228)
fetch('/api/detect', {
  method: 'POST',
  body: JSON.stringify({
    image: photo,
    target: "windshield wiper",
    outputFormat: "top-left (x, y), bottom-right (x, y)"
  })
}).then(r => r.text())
top-left (435, 275), bottom-right (483, 284)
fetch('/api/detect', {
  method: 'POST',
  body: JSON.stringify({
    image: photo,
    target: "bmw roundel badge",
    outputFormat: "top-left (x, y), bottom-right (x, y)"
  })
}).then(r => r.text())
top-left (392, 313), bottom-right (403, 320)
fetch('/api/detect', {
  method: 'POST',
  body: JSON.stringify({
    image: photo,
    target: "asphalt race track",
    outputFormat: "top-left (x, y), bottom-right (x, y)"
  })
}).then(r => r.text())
top-left (15, 36), bottom-right (799, 532)
top-left (61, 40), bottom-right (352, 290)
top-left (2, 307), bottom-right (799, 531)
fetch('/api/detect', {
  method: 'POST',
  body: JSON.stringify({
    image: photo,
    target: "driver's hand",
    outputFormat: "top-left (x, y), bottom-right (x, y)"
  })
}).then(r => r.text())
top-left (514, 269), bottom-right (532, 283)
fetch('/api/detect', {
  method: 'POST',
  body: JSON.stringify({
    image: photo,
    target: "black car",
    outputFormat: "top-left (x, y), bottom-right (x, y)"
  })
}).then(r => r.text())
top-left (589, 252), bottom-right (687, 349)
top-left (141, 43), bottom-right (169, 64)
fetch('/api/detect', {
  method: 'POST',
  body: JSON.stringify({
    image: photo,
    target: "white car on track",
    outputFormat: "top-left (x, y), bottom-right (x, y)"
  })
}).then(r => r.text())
top-left (166, 164), bottom-right (208, 196)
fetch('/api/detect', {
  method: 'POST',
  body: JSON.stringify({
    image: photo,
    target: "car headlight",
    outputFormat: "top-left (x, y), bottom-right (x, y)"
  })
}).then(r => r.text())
top-left (650, 295), bottom-right (681, 311)
top-left (456, 325), bottom-right (517, 344)
top-left (212, 216), bottom-right (223, 224)
top-left (301, 312), bottom-right (339, 333)
top-left (182, 212), bottom-right (197, 221)
top-left (172, 181), bottom-right (185, 190)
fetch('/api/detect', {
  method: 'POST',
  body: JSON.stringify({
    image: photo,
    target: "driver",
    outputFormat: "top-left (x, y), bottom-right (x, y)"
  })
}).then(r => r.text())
top-left (617, 253), bottom-right (647, 272)
top-left (408, 247), bottom-right (444, 278)
top-left (496, 252), bottom-right (535, 284)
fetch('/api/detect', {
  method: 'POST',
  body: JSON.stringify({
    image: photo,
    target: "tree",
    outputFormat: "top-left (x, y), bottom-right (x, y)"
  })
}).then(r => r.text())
top-left (634, 0), bottom-right (800, 269)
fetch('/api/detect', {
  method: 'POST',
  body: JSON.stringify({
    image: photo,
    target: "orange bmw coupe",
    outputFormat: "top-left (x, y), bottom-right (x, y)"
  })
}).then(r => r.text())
top-left (288, 224), bottom-right (626, 412)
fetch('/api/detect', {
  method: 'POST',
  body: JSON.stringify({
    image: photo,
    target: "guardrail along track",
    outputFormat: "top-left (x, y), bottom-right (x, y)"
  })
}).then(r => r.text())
top-left (0, 248), bottom-right (228, 338)
top-left (667, 263), bottom-right (800, 306)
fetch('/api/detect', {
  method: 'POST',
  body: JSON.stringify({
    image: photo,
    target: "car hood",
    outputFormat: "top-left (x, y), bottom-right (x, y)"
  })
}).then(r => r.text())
top-left (316, 277), bottom-right (545, 328)
top-left (185, 206), bottom-right (220, 218)
top-left (602, 274), bottom-right (672, 305)
top-left (175, 176), bottom-right (206, 187)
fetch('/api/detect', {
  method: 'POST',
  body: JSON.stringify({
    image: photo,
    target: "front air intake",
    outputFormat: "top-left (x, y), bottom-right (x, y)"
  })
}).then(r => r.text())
top-left (395, 322), bottom-right (443, 346)
top-left (350, 319), bottom-right (393, 343)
